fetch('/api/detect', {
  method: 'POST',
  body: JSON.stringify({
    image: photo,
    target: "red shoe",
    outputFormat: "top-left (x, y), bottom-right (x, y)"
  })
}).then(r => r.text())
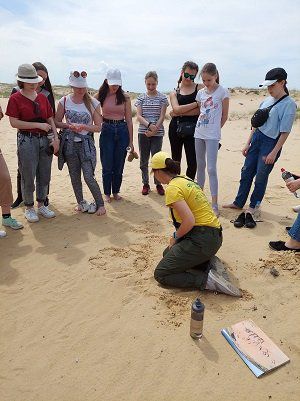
top-left (142, 184), bottom-right (150, 195)
top-left (156, 184), bottom-right (165, 196)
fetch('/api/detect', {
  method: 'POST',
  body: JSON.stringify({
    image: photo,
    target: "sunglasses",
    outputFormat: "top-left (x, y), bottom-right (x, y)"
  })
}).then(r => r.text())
top-left (33, 101), bottom-right (40, 115)
top-left (72, 71), bottom-right (87, 78)
top-left (183, 72), bottom-right (196, 80)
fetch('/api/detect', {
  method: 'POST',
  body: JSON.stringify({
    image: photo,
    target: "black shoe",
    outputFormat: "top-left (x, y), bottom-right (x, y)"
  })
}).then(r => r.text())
top-left (233, 212), bottom-right (246, 228)
top-left (11, 196), bottom-right (23, 209)
top-left (269, 240), bottom-right (300, 252)
top-left (245, 212), bottom-right (256, 228)
top-left (286, 226), bottom-right (291, 232)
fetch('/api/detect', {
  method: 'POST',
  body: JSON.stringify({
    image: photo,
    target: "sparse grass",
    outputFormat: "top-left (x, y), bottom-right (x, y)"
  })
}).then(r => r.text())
top-left (295, 108), bottom-right (300, 120)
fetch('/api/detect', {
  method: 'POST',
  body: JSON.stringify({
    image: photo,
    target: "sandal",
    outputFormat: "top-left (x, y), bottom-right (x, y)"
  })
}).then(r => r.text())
top-left (269, 241), bottom-right (300, 252)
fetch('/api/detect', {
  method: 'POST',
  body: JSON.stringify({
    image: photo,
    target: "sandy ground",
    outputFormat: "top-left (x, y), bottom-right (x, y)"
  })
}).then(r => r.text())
top-left (0, 92), bottom-right (300, 401)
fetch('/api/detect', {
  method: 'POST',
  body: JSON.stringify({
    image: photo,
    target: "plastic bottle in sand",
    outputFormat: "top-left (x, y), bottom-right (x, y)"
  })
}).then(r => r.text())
top-left (190, 298), bottom-right (205, 339)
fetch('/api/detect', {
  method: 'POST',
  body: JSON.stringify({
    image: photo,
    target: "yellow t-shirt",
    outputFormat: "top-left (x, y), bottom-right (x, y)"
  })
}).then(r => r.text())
top-left (165, 176), bottom-right (220, 228)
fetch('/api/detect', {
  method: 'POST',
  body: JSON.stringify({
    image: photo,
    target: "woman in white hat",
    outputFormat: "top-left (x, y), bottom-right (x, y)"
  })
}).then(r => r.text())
top-left (150, 151), bottom-right (240, 296)
top-left (11, 61), bottom-right (55, 209)
top-left (223, 68), bottom-right (297, 228)
top-left (95, 68), bottom-right (134, 202)
top-left (55, 71), bottom-right (106, 216)
top-left (6, 64), bottom-right (59, 223)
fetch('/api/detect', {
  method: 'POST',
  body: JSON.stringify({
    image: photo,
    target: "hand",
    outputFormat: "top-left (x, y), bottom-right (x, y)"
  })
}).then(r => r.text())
top-left (144, 130), bottom-right (153, 137)
top-left (51, 138), bottom-right (60, 154)
top-left (39, 123), bottom-right (52, 132)
top-left (149, 124), bottom-right (158, 134)
top-left (286, 178), bottom-right (300, 193)
top-left (169, 236), bottom-right (177, 249)
top-left (170, 111), bottom-right (178, 118)
top-left (69, 123), bottom-right (84, 132)
top-left (264, 150), bottom-right (277, 164)
top-left (242, 144), bottom-right (250, 157)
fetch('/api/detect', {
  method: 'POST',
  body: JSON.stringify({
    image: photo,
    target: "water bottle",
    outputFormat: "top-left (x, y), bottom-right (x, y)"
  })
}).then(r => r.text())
top-left (281, 168), bottom-right (300, 198)
top-left (190, 298), bottom-right (205, 339)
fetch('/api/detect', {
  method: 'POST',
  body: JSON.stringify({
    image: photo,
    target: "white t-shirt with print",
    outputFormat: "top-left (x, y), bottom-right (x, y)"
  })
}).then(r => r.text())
top-left (59, 95), bottom-right (100, 142)
top-left (194, 85), bottom-right (229, 140)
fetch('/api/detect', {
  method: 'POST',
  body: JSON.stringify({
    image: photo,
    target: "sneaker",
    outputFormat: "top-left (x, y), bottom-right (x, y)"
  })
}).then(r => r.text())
top-left (38, 206), bottom-right (55, 218)
top-left (142, 184), bottom-right (150, 195)
top-left (292, 205), bottom-right (300, 213)
top-left (212, 204), bottom-right (220, 217)
top-left (245, 212), bottom-right (256, 228)
top-left (24, 208), bottom-right (39, 223)
top-left (2, 216), bottom-right (23, 230)
top-left (78, 200), bottom-right (90, 212)
top-left (269, 240), bottom-right (300, 252)
top-left (206, 269), bottom-right (241, 297)
top-left (11, 196), bottom-right (24, 209)
top-left (0, 230), bottom-right (7, 238)
top-left (88, 202), bottom-right (97, 214)
top-left (156, 184), bottom-right (165, 196)
top-left (233, 212), bottom-right (245, 228)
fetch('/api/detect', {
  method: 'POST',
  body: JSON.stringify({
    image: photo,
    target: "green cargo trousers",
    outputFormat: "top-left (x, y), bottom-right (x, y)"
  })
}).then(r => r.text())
top-left (154, 226), bottom-right (222, 289)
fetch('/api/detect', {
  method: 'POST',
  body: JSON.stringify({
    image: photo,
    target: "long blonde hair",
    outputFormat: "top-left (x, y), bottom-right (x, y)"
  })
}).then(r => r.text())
top-left (83, 91), bottom-right (94, 116)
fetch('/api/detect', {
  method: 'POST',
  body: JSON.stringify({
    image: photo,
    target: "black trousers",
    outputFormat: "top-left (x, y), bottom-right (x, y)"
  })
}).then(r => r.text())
top-left (168, 119), bottom-right (197, 180)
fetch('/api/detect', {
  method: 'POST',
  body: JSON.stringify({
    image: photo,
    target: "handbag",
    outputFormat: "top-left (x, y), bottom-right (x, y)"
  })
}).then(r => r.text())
top-left (176, 120), bottom-right (196, 139)
top-left (175, 85), bottom-right (198, 139)
top-left (251, 94), bottom-right (288, 128)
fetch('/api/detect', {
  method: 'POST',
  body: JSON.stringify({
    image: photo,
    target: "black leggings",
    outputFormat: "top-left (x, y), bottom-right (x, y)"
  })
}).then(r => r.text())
top-left (168, 120), bottom-right (197, 180)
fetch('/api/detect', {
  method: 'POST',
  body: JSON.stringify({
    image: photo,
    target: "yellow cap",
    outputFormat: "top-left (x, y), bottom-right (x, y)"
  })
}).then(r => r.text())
top-left (151, 151), bottom-right (170, 170)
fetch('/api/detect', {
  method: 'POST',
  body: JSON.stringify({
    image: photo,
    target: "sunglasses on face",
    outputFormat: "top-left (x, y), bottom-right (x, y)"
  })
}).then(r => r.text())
top-left (183, 72), bottom-right (196, 80)
top-left (72, 71), bottom-right (87, 78)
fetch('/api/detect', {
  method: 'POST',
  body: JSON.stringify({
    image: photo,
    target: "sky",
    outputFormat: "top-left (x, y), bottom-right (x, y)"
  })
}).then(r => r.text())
top-left (0, 0), bottom-right (299, 92)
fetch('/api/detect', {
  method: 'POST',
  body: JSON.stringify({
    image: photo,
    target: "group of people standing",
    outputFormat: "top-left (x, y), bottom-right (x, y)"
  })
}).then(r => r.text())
top-left (0, 60), bottom-right (299, 295)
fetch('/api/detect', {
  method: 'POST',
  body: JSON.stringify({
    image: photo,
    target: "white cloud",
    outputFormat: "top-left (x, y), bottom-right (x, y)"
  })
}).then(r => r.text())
top-left (0, 0), bottom-right (299, 91)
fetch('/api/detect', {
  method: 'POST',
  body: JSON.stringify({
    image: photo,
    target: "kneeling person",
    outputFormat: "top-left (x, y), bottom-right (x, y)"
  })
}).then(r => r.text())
top-left (151, 151), bottom-right (239, 296)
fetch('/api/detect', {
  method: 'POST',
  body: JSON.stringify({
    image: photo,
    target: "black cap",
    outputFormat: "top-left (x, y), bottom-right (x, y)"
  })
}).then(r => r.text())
top-left (259, 68), bottom-right (287, 87)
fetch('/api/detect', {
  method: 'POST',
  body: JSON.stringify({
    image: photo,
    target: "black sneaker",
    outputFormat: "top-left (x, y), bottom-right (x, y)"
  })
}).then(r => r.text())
top-left (245, 212), bottom-right (256, 228)
top-left (286, 226), bottom-right (291, 232)
top-left (233, 212), bottom-right (246, 228)
top-left (269, 241), bottom-right (300, 252)
top-left (11, 196), bottom-right (24, 209)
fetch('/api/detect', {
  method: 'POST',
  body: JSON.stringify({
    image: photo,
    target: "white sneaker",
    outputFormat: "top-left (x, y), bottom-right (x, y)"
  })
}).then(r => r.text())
top-left (25, 208), bottom-right (39, 223)
top-left (88, 202), bottom-right (97, 214)
top-left (206, 269), bottom-right (241, 297)
top-left (78, 200), bottom-right (89, 212)
top-left (292, 205), bottom-right (300, 213)
top-left (38, 206), bottom-right (55, 218)
top-left (0, 230), bottom-right (7, 238)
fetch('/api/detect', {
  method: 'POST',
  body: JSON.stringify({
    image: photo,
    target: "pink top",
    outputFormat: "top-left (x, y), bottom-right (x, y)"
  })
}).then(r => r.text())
top-left (102, 93), bottom-right (126, 120)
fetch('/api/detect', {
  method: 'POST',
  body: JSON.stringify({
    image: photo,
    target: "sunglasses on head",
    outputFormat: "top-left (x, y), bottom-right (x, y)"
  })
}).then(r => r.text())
top-left (183, 72), bottom-right (196, 80)
top-left (72, 71), bottom-right (87, 78)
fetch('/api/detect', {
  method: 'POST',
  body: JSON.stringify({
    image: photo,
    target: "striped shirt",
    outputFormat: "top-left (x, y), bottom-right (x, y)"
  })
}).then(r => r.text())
top-left (135, 92), bottom-right (169, 136)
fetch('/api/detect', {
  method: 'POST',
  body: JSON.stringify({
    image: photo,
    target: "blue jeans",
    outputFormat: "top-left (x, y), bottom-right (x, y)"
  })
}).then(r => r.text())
top-left (99, 122), bottom-right (129, 195)
top-left (289, 213), bottom-right (300, 242)
top-left (234, 130), bottom-right (281, 209)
